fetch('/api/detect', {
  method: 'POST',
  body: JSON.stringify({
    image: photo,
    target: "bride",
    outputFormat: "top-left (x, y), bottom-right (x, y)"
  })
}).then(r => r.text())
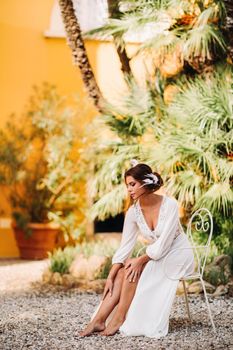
top-left (79, 162), bottom-right (195, 338)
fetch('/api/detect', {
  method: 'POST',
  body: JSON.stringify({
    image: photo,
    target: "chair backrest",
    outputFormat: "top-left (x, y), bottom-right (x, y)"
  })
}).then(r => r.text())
top-left (186, 208), bottom-right (213, 277)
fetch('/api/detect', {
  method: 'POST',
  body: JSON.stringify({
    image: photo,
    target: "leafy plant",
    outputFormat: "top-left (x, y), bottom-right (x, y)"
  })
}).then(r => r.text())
top-left (94, 256), bottom-right (113, 279)
top-left (48, 247), bottom-right (75, 274)
top-left (153, 64), bottom-right (233, 216)
top-left (73, 239), bottom-right (119, 258)
top-left (0, 83), bottom-right (83, 239)
top-left (86, 0), bottom-right (227, 73)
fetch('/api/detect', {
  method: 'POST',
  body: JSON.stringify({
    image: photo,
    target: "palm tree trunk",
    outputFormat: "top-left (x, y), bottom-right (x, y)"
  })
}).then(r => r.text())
top-left (224, 0), bottom-right (233, 60)
top-left (107, 0), bottom-right (134, 83)
top-left (58, 0), bottom-right (105, 112)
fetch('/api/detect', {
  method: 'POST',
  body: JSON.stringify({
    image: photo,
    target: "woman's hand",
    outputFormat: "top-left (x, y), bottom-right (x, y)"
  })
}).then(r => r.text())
top-left (124, 257), bottom-right (146, 283)
top-left (102, 277), bottom-right (114, 300)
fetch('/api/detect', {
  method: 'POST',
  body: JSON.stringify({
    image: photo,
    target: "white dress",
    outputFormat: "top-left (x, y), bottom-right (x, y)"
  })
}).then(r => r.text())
top-left (91, 195), bottom-right (195, 338)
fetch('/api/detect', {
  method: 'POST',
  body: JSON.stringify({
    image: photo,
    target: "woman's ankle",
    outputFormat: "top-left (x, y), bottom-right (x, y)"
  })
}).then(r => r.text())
top-left (111, 312), bottom-right (126, 323)
top-left (92, 316), bottom-right (106, 325)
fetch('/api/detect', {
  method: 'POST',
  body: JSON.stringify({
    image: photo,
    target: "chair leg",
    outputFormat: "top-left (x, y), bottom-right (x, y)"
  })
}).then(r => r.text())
top-left (182, 279), bottom-right (192, 323)
top-left (200, 278), bottom-right (216, 333)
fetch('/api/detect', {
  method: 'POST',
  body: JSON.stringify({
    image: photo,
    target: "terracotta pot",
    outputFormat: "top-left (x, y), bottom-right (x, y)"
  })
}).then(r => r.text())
top-left (12, 222), bottom-right (61, 260)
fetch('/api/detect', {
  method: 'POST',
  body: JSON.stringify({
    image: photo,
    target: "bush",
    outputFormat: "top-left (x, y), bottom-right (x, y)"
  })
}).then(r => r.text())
top-left (48, 247), bottom-right (75, 275)
top-left (73, 239), bottom-right (119, 258)
top-left (94, 256), bottom-right (113, 279)
top-left (48, 239), bottom-right (156, 279)
top-left (204, 265), bottom-right (229, 286)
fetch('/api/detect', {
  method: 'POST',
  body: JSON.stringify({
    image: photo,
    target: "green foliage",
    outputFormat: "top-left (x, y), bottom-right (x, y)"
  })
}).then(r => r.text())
top-left (0, 83), bottom-right (83, 239)
top-left (73, 239), bottom-right (119, 258)
top-left (94, 256), bottom-right (113, 279)
top-left (153, 65), bottom-right (233, 216)
top-left (204, 264), bottom-right (229, 286)
top-left (48, 247), bottom-right (75, 275)
top-left (84, 65), bottom-right (232, 225)
top-left (48, 239), bottom-right (120, 279)
top-left (87, 0), bottom-right (227, 72)
top-left (80, 0), bottom-right (232, 255)
top-left (94, 240), bottom-right (151, 279)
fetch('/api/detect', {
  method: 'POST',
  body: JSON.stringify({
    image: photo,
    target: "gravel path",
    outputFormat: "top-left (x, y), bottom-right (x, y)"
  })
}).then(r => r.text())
top-left (0, 260), bottom-right (232, 350)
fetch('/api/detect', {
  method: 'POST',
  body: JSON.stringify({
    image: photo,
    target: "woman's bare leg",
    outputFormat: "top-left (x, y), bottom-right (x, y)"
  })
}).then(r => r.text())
top-left (100, 264), bottom-right (146, 336)
top-left (79, 267), bottom-right (125, 336)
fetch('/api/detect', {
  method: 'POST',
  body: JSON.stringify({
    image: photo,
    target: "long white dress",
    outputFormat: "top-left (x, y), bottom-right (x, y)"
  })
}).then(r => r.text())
top-left (91, 195), bottom-right (195, 338)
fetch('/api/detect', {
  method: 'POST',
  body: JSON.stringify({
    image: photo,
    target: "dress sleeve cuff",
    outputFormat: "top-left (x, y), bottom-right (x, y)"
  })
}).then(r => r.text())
top-left (145, 245), bottom-right (155, 260)
top-left (112, 257), bottom-right (125, 265)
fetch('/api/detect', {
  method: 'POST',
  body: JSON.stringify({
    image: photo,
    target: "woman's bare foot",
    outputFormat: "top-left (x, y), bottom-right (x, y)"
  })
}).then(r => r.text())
top-left (79, 320), bottom-right (105, 337)
top-left (99, 316), bottom-right (125, 336)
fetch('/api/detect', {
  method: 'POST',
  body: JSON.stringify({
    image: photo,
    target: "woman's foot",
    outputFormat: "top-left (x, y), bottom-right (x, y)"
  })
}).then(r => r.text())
top-left (99, 316), bottom-right (125, 336)
top-left (79, 320), bottom-right (106, 337)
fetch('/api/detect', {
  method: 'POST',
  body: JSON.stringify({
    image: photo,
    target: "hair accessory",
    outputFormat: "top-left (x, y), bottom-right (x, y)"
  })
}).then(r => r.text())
top-left (139, 173), bottom-right (158, 188)
top-left (130, 159), bottom-right (139, 167)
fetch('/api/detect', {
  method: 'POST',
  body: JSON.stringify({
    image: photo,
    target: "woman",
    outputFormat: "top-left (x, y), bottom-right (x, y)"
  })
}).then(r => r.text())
top-left (79, 162), bottom-right (195, 338)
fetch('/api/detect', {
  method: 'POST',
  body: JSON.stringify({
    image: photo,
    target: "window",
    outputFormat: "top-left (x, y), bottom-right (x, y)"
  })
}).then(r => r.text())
top-left (44, 0), bottom-right (108, 38)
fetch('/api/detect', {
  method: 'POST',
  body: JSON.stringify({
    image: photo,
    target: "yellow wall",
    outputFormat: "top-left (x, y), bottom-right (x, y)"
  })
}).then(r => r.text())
top-left (0, 1), bottom-right (147, 257)
top-left (0, 0), bottom-right (98, 257)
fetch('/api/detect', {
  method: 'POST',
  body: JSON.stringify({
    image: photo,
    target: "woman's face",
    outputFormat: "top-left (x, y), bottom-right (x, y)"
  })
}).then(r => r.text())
top-left (125, 175), bottom-right (146, 200)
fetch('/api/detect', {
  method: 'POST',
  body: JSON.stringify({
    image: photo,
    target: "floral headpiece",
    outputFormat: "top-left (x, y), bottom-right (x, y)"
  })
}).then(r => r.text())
top-left (142, 173), bottom-right (158, 185)
top-left (129, 159), bottom-right (158, 187)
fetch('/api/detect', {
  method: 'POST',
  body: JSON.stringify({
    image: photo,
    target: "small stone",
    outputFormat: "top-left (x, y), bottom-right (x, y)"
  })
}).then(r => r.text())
top-left (42, 268), bottom-right (53, 283)
top-left (213, 284), bottom-right (229, 297)
top-left (204, 254), bottom-right (232, 286)
top-left (62, 274), bottom-right (76, 288)
top-left (50, 272), bottom-right (62, 285)
top-left (188, 280), bottom-right (215, 294)
top-left (69, 254), bottom-right (108, 280)
top-left (227, 281), bottom-right (233, 297)
top-left (213, 255), bottom-right (232, 268)
top-left (87, 279), bottom-right (106, 294)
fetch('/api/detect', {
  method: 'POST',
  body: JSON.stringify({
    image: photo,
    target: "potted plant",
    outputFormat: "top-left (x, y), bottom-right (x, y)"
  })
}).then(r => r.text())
top-left (0, 83), bottom-right (83, 259)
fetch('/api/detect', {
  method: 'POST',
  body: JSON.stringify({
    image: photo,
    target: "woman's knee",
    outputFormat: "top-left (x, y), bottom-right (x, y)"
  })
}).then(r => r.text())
top-left (115, 267), bottom-right (124, 280)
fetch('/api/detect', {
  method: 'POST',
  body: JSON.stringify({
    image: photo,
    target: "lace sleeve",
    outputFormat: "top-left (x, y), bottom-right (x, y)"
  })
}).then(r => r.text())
top-left (112, 206), bottom-right (139, 265)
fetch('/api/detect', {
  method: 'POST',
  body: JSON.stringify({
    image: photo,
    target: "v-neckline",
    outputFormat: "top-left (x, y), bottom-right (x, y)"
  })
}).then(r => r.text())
top-left (138, 195), bottom-right (166, 232)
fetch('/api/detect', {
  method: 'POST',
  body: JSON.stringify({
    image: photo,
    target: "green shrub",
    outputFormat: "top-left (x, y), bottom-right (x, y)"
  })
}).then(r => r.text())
top-left (73, 239), bottom-right (119, 258)
top-left (48, 238), bottom-right (166, 279)
top-left (48, 247), bottom-right (75, 274)
top-left (94, 256), bottom-right (113, 279)
top-left (204, 265), bottom-right (229, 286)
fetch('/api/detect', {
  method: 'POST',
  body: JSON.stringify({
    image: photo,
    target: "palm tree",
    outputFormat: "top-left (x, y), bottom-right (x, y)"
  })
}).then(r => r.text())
top-left (87, 0), bottom-right (227, 74)
top-left (223, 0), bottom-right (233, 60)
top-left (107, 0), bottom-right (134, 83)
top-left (58, 0), bottom-right (104, 111)
top-left (83, 63), bottom-right (233, 222)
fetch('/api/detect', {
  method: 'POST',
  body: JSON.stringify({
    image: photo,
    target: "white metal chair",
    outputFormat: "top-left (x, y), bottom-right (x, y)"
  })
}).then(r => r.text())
top-left (162, 208), bottom-right (216, 332)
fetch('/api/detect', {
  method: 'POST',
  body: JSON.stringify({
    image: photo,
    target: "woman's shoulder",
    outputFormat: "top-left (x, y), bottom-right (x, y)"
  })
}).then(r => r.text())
top-left (164, 195), bottom-right (179, 208)
top-left (127, 204), bottom-right (136, 214)
top-left (123, 204), bottom-right (138, 224)
top-left (125, 204), bottom-right (136, 216)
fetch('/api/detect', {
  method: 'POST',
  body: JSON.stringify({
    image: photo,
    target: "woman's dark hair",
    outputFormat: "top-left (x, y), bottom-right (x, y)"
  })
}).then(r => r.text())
top-left (124, 163), bottom-right (163, 192)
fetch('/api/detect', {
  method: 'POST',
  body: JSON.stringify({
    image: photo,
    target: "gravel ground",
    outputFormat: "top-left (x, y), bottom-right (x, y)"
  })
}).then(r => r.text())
top-left (0, 259), bottom-right (232, 350)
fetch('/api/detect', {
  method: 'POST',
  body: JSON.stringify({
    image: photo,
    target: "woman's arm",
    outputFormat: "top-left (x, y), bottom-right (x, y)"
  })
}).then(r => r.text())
top-left (111, 206), bottom-right (138, 265)
top-left (138, 254), bottom-right (151, 265)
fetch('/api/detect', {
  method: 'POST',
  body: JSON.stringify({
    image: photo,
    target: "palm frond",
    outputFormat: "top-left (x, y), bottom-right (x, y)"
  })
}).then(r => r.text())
top-left (183, 23), bottom-right (226, 61)
top-left (166, 170), bottom-right (203, 206)
top-left (88, 183), bottom-right (127, 220)
top-left (196, 182), bottom-right (233, 215)
top-left (169, 65), bottom-right (233, 133)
